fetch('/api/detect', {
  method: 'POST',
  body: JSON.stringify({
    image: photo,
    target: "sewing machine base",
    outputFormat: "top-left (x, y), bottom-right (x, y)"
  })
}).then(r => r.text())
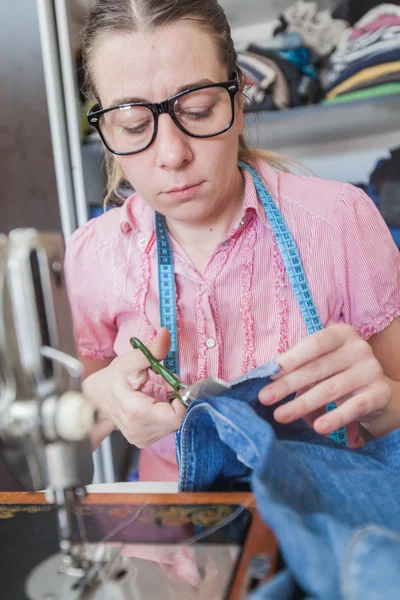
top-left (0, 492), bottom-right (277, 600)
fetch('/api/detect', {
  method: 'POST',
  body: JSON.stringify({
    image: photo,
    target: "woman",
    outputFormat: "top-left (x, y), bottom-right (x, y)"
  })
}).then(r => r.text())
top-left (65, 0), bottom-right (400, 482)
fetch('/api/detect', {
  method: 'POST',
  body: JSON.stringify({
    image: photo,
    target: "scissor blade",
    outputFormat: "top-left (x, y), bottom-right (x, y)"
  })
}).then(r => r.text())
top-left (186, 377), bottom-right (231, 402)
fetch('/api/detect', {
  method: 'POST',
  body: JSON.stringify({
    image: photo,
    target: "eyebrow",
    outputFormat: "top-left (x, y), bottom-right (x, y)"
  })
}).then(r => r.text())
top-left (108, 79), bottom-right (216, 108)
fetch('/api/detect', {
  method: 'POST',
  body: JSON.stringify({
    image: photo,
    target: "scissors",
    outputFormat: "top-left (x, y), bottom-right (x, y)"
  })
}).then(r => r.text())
top-left (130, 337), bottom-right (230, 408)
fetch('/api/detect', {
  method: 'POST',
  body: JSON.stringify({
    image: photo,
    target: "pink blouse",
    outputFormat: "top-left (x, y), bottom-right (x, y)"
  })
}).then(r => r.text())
top-left (64, 160), bottom-right (400, 481)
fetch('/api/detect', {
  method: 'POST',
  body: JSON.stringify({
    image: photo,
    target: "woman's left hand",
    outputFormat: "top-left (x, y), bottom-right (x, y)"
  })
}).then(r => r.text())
top-left (258, 324), bottom-right (392, 435)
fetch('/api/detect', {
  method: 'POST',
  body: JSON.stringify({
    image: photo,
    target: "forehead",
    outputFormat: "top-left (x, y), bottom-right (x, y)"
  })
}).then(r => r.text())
top-left (91, 21), bottom-right (228, 107)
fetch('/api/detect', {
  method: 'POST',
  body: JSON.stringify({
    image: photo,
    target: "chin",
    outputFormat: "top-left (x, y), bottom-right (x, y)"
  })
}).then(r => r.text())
top-left (164, 200), bottom-right (214, 223)
top-left (168, 205), bottom-right (208, 223)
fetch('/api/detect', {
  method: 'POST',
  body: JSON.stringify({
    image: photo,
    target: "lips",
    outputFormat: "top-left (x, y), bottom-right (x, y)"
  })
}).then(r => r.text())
top-left (162, 181), bottom-right (204, 201)
top-left (166, 183), bottom-right (200, 193)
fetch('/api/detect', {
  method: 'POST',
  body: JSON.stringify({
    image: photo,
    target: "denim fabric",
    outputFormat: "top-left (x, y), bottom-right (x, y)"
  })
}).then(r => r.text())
top-left (176, 361), bottom-right (300, 492)
top-left (250, 526), bottom-right (400, 600)
top-left (341, 526), bottom-right (400, 600)
top-left (176, 363), bottom-right (400, 599)
top-left (248, 569), bottom-right (303, 600)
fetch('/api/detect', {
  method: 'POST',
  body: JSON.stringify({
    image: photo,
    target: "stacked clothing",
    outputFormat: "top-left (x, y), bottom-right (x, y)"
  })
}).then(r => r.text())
top-left (238, 33), bottom-right (322, 112)
top-left (324, 2), bottom-right (400, 104)
top-left (238, 1), bottom-right (348, 112)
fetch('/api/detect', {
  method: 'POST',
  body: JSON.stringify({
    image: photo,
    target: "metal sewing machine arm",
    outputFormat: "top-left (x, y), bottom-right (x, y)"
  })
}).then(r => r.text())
top-left (0, 229), bottom-right (95, 571)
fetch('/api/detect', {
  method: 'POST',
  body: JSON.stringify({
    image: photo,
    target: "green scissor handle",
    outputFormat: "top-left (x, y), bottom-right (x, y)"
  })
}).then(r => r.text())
top-left (129, 338), bottom-right (185, 404)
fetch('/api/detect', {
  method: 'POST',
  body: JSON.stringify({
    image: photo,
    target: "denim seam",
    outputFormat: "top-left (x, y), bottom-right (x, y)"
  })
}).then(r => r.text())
top-left (179, 403), bottom-right (262, 491)
top-left (179, 406), bottom-right (197, 491)
top-left (340, 524), bottom-right (386, 600)
top-left (202, 406), bottom-right (262, 465)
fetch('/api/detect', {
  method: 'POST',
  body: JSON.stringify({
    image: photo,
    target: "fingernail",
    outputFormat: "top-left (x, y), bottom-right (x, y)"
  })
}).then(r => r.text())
top-left (269, 360), bottom-right (282, 381)
top-left (270, 372), bottom-right (282, 381)
top-left (274, 405), bottom-right (292, 422)
top-left (259, 388), bottom-right (276, 405)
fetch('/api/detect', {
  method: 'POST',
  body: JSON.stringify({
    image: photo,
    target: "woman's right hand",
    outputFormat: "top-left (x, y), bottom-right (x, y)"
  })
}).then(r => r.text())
top-left (82, 328), bottom-right (187, 449)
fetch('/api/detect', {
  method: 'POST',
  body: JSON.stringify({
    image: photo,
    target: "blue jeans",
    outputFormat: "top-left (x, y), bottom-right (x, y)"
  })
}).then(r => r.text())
top-left (176, 363), bottom-right (400, 599)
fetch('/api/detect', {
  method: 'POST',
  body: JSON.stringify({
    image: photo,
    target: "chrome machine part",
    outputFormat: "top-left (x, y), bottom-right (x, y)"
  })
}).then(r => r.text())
top-left (0, 229), bottom-right (95, 579)
top-left (0, 229), bottom-right (94, 487)
top-left (26, 546), bottom-right (138, 600)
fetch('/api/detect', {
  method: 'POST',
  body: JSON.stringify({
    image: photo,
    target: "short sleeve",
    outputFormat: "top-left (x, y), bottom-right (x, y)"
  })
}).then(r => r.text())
top-left (64, 220), bottom-right (117, 359)
top-left (331, 183), bottom-right (400, 340)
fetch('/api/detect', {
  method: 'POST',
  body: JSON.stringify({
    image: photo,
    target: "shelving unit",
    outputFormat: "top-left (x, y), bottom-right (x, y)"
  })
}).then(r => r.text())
top-left (244, 94), bottom-right (400, 150)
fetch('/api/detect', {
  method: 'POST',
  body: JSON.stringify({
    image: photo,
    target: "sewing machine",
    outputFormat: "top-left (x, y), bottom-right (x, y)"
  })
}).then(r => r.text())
top-left (0, 229), bottom-right (277, 599)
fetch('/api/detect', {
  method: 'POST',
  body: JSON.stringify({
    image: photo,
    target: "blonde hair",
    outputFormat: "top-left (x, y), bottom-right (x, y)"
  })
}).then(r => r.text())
top-left (82, 0), bottom-right (290, 207)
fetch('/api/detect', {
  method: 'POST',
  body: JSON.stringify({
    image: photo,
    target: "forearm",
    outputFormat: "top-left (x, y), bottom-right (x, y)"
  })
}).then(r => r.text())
top-left (361, 377), bottom-right (400, 438)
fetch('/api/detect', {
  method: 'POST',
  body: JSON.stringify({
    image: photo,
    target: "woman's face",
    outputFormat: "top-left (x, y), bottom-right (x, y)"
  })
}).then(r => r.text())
top-left (91, 21), bottom-right (244, 224)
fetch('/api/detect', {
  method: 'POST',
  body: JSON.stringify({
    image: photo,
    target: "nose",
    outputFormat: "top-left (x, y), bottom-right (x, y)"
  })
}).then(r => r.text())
top-left (154, 113), bottom-right (193, 170)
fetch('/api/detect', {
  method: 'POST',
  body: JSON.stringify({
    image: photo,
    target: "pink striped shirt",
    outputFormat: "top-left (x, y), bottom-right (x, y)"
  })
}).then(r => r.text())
top-left (65, 160), bottom-right (400, 481)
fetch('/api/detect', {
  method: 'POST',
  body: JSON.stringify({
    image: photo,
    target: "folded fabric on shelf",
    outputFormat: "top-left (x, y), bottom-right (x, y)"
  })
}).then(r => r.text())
top-left (336, 70), bottom-right (400, 94)
top-left (322, 81), bottom-right (400, 103)
top-left (325, 46), bottom-right (400, 92)
top-left (240, 52), bottom-right (290, 110)
top-left (326, 59), bottom-right (400, 97)
top-left (350, 12), bottom-right (400, 39)
top-left (240, 43), bottom-right (322, 112)
top-left (327, 4), bottom-right (400, 88)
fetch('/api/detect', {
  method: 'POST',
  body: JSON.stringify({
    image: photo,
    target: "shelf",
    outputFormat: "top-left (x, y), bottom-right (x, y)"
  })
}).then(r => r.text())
top-left (243, 94), bottom-right (400, 149)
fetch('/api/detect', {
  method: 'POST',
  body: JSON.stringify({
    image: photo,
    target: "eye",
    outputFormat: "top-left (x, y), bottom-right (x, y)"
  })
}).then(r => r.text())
top-left (121, 119), bottom-right (152, 135)
top-left (178, 106), bottom-right (214, 120)
top-left (109, 106), bottom-right (153, 135)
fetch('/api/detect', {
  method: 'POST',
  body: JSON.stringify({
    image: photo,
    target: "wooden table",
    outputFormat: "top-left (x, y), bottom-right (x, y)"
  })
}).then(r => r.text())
top-left (0, 491), bottom-right (277, 600)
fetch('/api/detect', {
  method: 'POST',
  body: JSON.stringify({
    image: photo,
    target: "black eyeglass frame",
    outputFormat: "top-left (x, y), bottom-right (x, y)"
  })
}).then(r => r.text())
top-left (87, 78), bottom-right (240, 156)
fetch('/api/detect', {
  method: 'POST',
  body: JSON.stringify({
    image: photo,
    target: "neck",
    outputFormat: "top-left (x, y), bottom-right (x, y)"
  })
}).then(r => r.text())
top-left (165, 169), bottom-right (245, 270)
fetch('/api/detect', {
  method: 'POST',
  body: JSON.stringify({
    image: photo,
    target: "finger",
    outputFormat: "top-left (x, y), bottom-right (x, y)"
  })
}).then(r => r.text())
top-left (117, 388), bottom-right (183, 428)
top-left (150, 397), bottom-right (186, 428)
top-left (313, 380), bottom-right (391, 435)
top-left (273, 358), bottom-right (382, 423)
top-left (271, 324), bottom-right (356, 377)
top-left (147, 327), bottom-right (172, 361)
top-left (259, 341), bottom-right (367, 405)
top-left (90, 417), bottom-right (115, 450)
top-left (117, 328), bottom-right (172, 374)
top-left (170, 398), bottom-right (188, 420)
top-left (117, 392), bottom-right (185, 445)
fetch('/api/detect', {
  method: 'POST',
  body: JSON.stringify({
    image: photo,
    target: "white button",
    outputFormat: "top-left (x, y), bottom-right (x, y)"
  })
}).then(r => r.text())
top-left (200, 284), bottom-right (206, 293)
top-left (206, 338), bottom-right (216, 349)
top-left (139, 237), bottom-right (148, 248)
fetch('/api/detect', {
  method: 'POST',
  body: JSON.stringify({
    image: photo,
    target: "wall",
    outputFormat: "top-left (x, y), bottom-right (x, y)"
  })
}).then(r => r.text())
top-left (0, 1), bottom-right (61, 233)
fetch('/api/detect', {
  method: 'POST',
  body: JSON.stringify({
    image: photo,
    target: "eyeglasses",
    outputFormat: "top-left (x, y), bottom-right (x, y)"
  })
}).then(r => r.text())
top-left (87, 79), bottom-right (240, 156)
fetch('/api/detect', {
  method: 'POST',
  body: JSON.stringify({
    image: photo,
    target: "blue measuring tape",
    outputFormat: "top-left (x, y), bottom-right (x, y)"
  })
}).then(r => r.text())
top-left (156, 162), bottom-right (348, 446)
top-left (155, 212), bottom-right (180, 376)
